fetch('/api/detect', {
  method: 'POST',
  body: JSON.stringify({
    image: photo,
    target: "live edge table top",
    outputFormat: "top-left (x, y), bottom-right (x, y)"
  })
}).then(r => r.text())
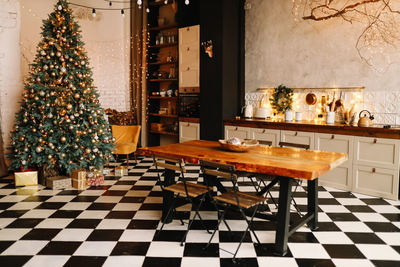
top-left (136, 140), bottom-right (348, 180)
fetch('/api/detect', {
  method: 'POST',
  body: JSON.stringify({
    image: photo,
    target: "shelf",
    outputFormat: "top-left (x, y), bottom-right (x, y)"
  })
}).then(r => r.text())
top-left (149, 96), bottom-right (178, 100)
top-left (256, 86), bottom-right (366, 92)
top-left (148, 78), bottom-right (178, 82)
top-left (149, 43), bottom-right (177, 49)
top-left (149, 24), bottom-right (178, 31)
top-left (149, 61), bottom-right (177, 66)
top-left (150, 130), bottom-right (178, 136)
top-left (150, 113), bottom-right (178, 118)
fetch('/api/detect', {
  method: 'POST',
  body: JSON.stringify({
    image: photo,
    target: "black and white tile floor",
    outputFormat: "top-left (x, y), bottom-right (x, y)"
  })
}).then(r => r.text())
top-left (0, 157), bottom-right (399, 267)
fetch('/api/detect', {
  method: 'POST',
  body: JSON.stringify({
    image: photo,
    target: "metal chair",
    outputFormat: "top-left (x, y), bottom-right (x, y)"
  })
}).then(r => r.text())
top-left (278, 141), bottom-right (310, 215)
top-left (200, 160), bottom-right (267, 263)
top-left (153, 154), bottom-right (211, 246)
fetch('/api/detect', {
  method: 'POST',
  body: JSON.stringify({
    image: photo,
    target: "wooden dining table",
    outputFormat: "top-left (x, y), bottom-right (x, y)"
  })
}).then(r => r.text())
top-left (136, 140), bottom-right (348, 256)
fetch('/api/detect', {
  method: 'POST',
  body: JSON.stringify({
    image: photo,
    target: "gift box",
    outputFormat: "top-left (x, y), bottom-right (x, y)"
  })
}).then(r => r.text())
top-left (115, 166), bottom-right (128, 176)
top-left (70, 169), bottom-right (87, 190)
top-left (46, 176), bottom-right (71, 190)
top-left (86, 169), bottom-right (104, 187)
top-left (87, 175), bottom-right (104, 187)
top-left (15, 170), bottom-right (38, 187)
top-left (72, 178), bottom-right (87, 190)
top-left (70, 169), bottom-right (86, 180)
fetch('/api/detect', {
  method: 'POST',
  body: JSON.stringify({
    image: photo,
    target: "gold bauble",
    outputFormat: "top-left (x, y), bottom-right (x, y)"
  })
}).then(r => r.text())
top-left (60, 136), bottom-right (67, 142)
top-left (66, 104), bottom-right (73, 110)
top-left (23, 118), bottom-right (28, 123)
top-left (32, 128), bottom-right (37, 132)
top-left (35, 146), bottom-right (43, 153)
top-left (85, 148), bottom-right (91, 154)
top-left (18, 136), bottom-right (25, 141)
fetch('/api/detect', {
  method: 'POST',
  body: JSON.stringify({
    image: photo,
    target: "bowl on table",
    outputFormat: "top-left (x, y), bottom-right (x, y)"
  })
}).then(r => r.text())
top-left (218, 138), bottom-right (259, 152)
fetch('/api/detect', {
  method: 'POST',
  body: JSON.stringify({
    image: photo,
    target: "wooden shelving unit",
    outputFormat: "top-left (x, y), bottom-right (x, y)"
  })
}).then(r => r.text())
top-left (147, 1), bottom-right (179, 146)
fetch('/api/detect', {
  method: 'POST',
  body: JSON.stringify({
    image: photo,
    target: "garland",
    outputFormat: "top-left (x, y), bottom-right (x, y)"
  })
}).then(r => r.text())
top-left (270, 84), bottom-right (293, 113)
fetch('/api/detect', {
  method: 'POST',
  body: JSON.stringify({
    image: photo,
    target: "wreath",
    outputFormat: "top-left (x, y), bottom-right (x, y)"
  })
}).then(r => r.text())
top-left (270, 84), bottom-right (293, 114)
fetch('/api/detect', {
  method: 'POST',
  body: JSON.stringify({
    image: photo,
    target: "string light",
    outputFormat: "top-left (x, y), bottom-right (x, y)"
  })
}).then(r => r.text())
top-left (146, 8), bottom-right (150, 13)
top-left (92, 8), bottom-right (96, 17)
top-left (185, 0), bottom-right (189, 5)
top-left (137, 0), bottom-right (142, 5)
top-left (164, 0), bottom-right (168, 4)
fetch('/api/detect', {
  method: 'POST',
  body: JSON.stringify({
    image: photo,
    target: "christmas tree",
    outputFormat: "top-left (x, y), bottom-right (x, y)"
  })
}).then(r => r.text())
top-left (8, 0), bottom-right (114, 174)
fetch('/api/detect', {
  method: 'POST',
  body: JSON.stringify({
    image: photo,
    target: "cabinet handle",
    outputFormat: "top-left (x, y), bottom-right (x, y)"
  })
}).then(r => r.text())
top-left (187, 67), bottom-right (190, 71)
top-left (235, 127), bottom-right (238, 131)
top-left (331, 135), bottom-right (335, 139)
top-left (372, 168), bottom-right (376, 173)
top-left (187, 47), bottom-right (190, 51)
top-left (187, 123), bottom-right (190, 126)
top-left (295, 132), bottom-right (298, 136)
top-left (187, 27), bottom-right (190, 31)
top-left (373, 139), bottom-right (377, 144)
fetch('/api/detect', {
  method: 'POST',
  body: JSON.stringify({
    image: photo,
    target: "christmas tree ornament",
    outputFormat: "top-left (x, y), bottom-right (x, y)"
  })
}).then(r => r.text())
top-left (50, 52), bottom-right (55, 57)
top-left (35, 146), bottom-right (43, 153)
top-left (60, 136), bottom-right (67, 142)
top-left (44, 65), bottom-right (49, 70)
top-left (40, 51), bottom-right (46, 56)
top-left (18, 136), bottom-right (25, 141)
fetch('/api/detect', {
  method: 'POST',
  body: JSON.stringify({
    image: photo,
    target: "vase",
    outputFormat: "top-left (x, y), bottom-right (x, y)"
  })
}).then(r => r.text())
top-left (285, 110), bottom-right (293, 121)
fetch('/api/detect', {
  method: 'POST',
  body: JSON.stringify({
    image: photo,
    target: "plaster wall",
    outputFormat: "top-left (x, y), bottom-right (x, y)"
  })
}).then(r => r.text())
top-left (244, 0), bottom-right (400, 124)
top-left (0, 0), bottom-right (21, 152)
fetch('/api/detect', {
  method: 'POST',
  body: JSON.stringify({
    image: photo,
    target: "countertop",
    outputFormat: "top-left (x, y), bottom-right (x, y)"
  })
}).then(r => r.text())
top-left (224, 118), bottom-right (400, 139)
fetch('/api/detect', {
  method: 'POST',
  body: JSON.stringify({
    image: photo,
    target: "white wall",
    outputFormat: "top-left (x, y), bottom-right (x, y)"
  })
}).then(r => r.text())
top-left (0, 0), bottom-right (21, 152)
top-left (19, 0), bottom-right (131, 111)
top-left (245, 0), bottom-right (400, 92)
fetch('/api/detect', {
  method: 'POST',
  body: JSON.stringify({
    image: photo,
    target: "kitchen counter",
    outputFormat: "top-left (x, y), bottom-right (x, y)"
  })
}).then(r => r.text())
top-left (224, 118), bottom-right (400, 139)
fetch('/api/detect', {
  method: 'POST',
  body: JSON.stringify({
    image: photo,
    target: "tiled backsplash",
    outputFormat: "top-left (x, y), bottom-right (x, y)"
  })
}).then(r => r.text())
top-left (245, 90), bottom-right (400, 125)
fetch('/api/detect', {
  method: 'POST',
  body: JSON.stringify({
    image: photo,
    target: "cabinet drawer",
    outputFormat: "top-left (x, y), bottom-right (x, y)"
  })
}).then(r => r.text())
top-left (179, 25), bottom-right (199, 45)
top-left (179, 69), bottom-right (199, 88)
top-left (315, 133), bottom-right (353, 166)
top-left (179, 122), bottom-right (200, 143)
top-left (224, 126), bottom-right (250, 140)
top-left (250, 128), bottom-right (280, 146)
top-left (319, 166), bottom-right (352, 191)
top-left (280, 130), bottom-right (314, 150)
top-left (354, 137), bottom-right (400, 169)
top-left (353, 165), bottom-right (399, 200)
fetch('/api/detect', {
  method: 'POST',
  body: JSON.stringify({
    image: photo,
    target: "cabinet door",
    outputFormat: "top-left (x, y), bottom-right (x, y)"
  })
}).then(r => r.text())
top-left (179, 122), bottom-right (200, 143)
top-left (353, 165), bottom-right (399, 200)
top-left (250, 128), bottom-right (280, 146)
top-left (179, 25), bottom-right (200, 88)
top-left (354, 137), bottom-right (400, 169)
top-left (280, 130), bottom-right (314, 150)
top-left (224, 126), bottom-right (250, 140)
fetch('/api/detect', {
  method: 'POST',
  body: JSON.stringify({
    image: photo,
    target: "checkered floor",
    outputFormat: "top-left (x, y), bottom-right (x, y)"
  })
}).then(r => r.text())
top-left (0, 156), bottom-right (399, 267)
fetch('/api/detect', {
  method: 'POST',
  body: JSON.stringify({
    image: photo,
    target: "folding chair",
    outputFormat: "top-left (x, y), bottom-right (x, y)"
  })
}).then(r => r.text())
top-left (153, 154), bottom-right (211, 246)
top-left (200, 160), bottom-right (267, 263)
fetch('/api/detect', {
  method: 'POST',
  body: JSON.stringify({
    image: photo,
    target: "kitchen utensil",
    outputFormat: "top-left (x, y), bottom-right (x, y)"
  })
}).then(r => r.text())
top-left (242, 104), bottom-right (254, 118)
top-left (335, 92), bottom-right (343, 110)
top-left (358, 110), bottom-right (375, 127)
top-left (306, 93), bottom-right (317, 105)
top-left (218, 139), bottom-right (259, 152)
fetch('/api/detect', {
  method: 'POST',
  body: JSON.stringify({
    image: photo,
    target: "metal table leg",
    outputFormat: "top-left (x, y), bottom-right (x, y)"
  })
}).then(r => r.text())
top-left (307, 179), bottom-right (319, 230)
top-left (161, 168), bottom-right (175, 223)
top-left (274, 177), bottom-right (293, 256)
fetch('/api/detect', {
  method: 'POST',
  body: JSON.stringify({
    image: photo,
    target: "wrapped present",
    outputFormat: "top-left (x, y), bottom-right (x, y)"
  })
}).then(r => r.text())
top-left (72, 178), bottom-right (87, 190)
top-left (87, 175), bottom-right (104, 187)
top-left (86, 169), bottom-right (104, 187)
top-left (15, 170), bottom-right (38, 187)
top-left (46, 176), bottom-right (71, 190)
top-left (115, 166), bottom-right (128, 176)
top-left (70, 169), bottom-right (87, 190)
top-left (70, 169), bottom-right (86, 180)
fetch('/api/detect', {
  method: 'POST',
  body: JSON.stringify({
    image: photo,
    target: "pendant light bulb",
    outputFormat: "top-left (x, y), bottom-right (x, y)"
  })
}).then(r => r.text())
top-left (137, 0), bottom-right (142, 5)
top-left (185, 0), bottom-right (189, 5)
top-left (121, 9), bottom-right (125, 17)
top-left (164, 0), bottom-right (168, 4)
top-left (146, 8), bottom-right (150, 13)
top-left (92, 8), bottom-right (96, 17)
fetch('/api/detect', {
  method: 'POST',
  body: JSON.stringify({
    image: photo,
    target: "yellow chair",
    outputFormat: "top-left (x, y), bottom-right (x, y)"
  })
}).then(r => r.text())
top-left (111, 125), bottom-right (141, 166)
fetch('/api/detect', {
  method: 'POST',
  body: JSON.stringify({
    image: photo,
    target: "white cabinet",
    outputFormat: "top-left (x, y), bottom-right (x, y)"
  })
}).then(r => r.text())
top-left (179, 122), bottom-right (200, 143)
top-left (224, 126), bottom-right (251, 140)
top-left (352, 136), bottom-right (400, 200)
top-left (250, 128), bottom-right (280, 146)
top-left (354, 137), bottom-right (400, 169)
top-left (353, 165), bottom-right (399, 200)
top-left (179, 25), bottom-right (200, 88)
top-left (280, 130), bottom-right (315, 150)
top-left (315, 133), bottom-right (354, 190)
